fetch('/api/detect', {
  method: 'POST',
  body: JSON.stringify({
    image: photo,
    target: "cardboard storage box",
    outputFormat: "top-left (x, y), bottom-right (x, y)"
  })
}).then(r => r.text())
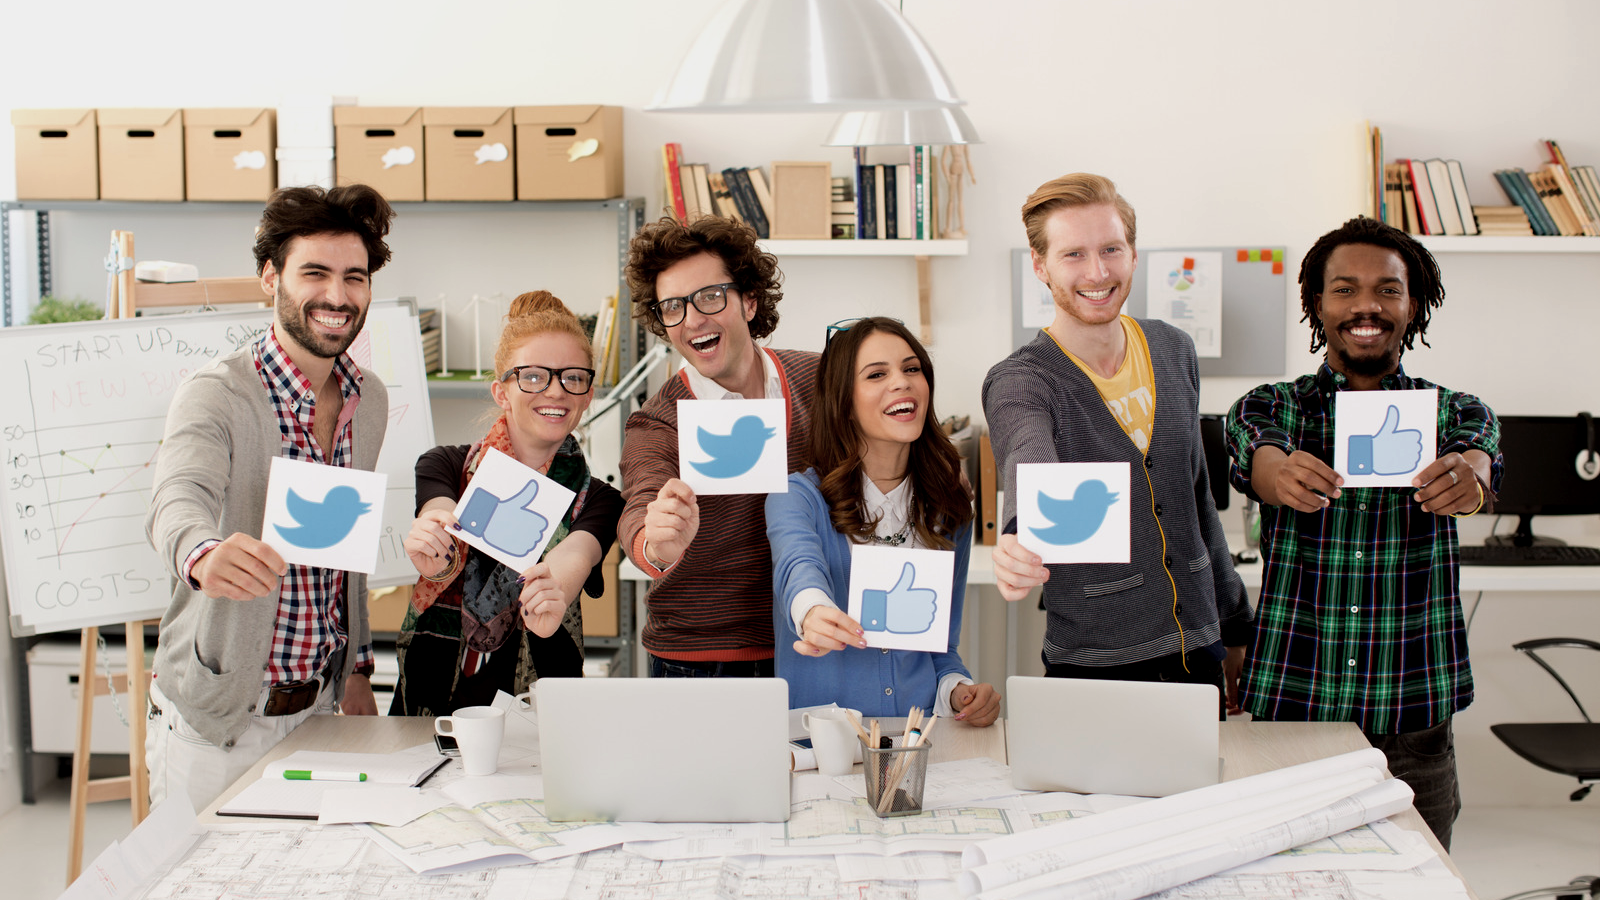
top-left (28, 641), bottom-right (135, 754)
top-left (368, 584), bottom-right (411, 634)
top-left (98, 108), bottom-right (184, 200)
top-left (12, 109), bottom-right (98, 199)
top-left (514, 105), bottom-right (623, 200)
top-left (185, 108), bottom-right (276, 201)
top-left (423, 107), bottom-right (514, 201)
top-left (580, 544), bottom-right (621, 637)
top-left (335, 107), bottom-right (424, 201)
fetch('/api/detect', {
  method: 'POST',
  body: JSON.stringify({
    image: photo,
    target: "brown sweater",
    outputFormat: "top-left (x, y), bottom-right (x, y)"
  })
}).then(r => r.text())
top-left (619, 347), bottom-right (820, 660)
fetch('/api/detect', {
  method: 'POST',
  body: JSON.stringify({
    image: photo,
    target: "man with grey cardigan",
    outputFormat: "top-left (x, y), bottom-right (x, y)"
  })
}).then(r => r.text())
top-left (982, 173), bottom-right (1252, 711)
top-left (144, 185), bottom-right (394, 810)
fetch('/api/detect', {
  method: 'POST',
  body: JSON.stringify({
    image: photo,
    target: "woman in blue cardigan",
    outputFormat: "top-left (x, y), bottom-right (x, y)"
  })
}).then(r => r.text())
top-left (767, 317), bottom-right (1000, 725)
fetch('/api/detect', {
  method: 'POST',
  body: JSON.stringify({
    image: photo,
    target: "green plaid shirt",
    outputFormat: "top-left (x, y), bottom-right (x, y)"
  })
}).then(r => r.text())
top-left (1225, 363), bottom-right (1501, 733)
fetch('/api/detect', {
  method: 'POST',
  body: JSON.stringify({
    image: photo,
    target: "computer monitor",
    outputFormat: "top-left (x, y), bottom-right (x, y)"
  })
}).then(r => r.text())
top-left (1199, 414), bottom-right (1231, 511)
top-left (1486, 414), bottom-right (1600, 547)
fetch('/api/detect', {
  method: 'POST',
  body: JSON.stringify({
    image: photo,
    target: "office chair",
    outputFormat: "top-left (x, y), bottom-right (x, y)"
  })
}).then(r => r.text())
top-left (1489, 638), bottom-right (1600, 900)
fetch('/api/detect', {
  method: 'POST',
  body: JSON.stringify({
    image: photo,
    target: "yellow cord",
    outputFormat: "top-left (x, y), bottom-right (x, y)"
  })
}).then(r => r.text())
top-left (1141, 457), bottom-right (1187, 671)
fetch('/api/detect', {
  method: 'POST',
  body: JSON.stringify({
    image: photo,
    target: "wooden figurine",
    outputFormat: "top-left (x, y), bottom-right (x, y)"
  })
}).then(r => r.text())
top-left (939, 145), bottom-right (976, 239)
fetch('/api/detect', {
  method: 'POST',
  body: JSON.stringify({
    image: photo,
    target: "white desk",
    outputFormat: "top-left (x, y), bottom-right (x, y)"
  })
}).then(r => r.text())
top-left (189, 716), bottom-right (1474, 898)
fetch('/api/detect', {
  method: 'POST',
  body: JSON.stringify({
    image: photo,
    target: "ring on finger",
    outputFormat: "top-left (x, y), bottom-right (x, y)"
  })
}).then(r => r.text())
top-left (1448, 469), bottom-right (1458, 485)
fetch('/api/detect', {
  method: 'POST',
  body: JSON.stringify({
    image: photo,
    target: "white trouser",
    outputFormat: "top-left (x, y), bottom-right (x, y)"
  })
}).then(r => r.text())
top-left (145, 678), bottom-right (336, 813)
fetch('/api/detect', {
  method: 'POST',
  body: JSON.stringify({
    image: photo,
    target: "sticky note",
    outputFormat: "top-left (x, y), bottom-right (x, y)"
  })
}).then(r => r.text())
top-left (1236, 250), bottom-right (1249, 262)
top-left (1272, 249), bottom-right (1285, 262)
top-left (1247, 249), bottom-right (1261, 262)
top-left (1272, 261), bottom-right (1284, 275)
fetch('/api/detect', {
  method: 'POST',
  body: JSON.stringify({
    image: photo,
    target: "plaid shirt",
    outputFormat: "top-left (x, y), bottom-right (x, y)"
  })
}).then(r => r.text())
top-left (1225, 363), bottom-right (1501, 733)
top-left (180, 330), bottom-right (373, 684)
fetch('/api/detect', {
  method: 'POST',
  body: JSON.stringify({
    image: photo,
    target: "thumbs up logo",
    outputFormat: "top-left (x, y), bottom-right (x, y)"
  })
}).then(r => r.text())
top-left (1347, 404), bottom-right (1423, 476)
top-left (457, 479), bottom-right (549, 557)
top-left (860, 563), bottom-right (937, 635)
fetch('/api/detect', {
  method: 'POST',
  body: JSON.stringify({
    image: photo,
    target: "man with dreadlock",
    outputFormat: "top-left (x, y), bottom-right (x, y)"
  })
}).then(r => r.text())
top-left (1223, 217), bottom-right (1502, 850)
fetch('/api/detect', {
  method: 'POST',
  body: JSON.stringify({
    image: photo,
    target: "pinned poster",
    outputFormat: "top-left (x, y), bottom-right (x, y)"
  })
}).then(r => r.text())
top-left (262, 457), bottom-right (388, 573)
top-left (1334, 389), bottom-right (1438, 487)
top-left (677, 398), bottom-right (788, 495)
top-left (846, 545), bottom-right (956, 653)
top-left (450, 447), bottom-right (577, 573)
top-left (1146, 251), bottom-right (1223, 358)
top-left (1015, 462), bottom-right (1131, 564)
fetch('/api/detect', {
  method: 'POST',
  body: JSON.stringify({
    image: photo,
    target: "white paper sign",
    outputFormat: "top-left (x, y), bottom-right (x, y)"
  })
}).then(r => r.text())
top-left (1146, 251), bottom-right (1223, 358)
top-left (1334, 389), bottom-right (1439, 487)
top-left (1020, 251), bottom-right (1056, 328)
top-left (677, 398), bottom-right (789, 495)
top-left (262, 457), bottom-right (388, 573)
top-left (1015, 462), bottom-right (1131, 564)
top-left (449, 447), bottom-right (577, 574)
top-left (846, 545), bottom-right (956, 653)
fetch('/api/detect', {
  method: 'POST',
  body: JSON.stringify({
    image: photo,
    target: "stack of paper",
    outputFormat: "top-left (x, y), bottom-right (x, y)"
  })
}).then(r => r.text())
top-left (217, 743), bottom-right (447, 819)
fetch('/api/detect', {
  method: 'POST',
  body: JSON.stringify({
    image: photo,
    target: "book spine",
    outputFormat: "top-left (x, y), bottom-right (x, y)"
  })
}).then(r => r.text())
top-left (914, 147), bottom-right (927, 240)
top-left (733, 168), bottom-right (770, 239)
top-left (1400, 164), bottom-right (1420, 234)
top-left (664, 143), bottom-right (688, 222)
top-left (861, 164), bottom-right (878, 240)
top-left (854, 147), bottom-right (866, 240)
top-left (884, 164), bottom-right (898, 240)
top-left (1405, 159), bottom-right (1440, 235)
top-left (1495, 170), bottom-right (1545, 235)
top-left (1513, 169), bottom-right (1559, 235)
top-left (874, 165), bottom-right (887, 239)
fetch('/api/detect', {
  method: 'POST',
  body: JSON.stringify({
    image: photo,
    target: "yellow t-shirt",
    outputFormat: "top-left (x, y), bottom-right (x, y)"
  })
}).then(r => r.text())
top-left (1048, 316), bottom-right (1156, 453)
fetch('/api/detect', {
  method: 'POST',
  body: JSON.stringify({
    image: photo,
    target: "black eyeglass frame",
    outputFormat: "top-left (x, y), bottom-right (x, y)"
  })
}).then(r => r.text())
top-left (651, 282), bottom-right (738, 328)
top-left (499, 364), bottom-right (598, 395)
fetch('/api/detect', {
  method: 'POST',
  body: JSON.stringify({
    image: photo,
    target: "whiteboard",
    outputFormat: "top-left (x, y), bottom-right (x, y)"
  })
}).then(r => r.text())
top-left (0, 300), bottom-right (433, 636)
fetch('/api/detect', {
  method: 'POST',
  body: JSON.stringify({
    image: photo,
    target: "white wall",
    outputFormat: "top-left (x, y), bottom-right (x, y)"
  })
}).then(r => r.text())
top-left (4, 0), bottom-right (1600, 814)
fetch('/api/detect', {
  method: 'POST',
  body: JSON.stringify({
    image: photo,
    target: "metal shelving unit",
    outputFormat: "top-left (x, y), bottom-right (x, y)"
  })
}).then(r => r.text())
top-left (3, 196), bottom-right (649, 801)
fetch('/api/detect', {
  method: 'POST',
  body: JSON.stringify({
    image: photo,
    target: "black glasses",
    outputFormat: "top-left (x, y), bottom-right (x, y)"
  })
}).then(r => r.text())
top-left (825, 316), bottom-right (904, 345)
top-left (500, 364), bottom-right (596, 395)
top-left (652, 283), bottom-right (736, 328)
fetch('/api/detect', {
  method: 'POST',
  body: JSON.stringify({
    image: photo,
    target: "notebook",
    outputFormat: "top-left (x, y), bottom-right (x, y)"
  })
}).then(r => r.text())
top-left (217, 744), bottom-right (449, 819)
top-left (536, 677), bottom-right (792, 822)
top-left (1006, 675), bottom-right (1221, 797)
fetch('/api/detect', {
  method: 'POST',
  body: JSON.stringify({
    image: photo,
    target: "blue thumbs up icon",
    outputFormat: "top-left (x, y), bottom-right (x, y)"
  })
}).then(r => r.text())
top-left (1348, 405), bottom-right (1423, 476)
top-left (861, 563), bottom-right (937, 635)
top-left (457, 479), bottom-right (550, 557)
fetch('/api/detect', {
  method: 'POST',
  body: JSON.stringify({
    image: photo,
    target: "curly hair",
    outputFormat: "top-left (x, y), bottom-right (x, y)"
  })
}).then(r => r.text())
top-left (1299, 216), bottom-right (1444, 353)
top-left (625, 215), bottom-right (782, 340)
top-left (253, 184), bottom-right (395, 278)
top-left (808, 318), bottom-right (973, 551)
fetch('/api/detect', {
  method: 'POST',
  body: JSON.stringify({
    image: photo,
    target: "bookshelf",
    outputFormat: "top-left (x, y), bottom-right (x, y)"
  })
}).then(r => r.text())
top-left (759, 238), bottom-right (968, 257)
top-left (1418, 235), bottom-right (1600, 254)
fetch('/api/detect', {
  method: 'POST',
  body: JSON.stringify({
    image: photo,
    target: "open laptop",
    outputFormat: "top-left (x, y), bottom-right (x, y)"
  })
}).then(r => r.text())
top-left (536, 677), bottom-right (791, 822)
top-left (1006, 675), bottom-right (1221, 797)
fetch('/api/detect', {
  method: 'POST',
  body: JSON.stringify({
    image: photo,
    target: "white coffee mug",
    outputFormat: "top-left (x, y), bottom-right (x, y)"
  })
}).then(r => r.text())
top-left (435, 705), bottom-right (506, 776)
top-left (802, 707), bottom-right (863, 776)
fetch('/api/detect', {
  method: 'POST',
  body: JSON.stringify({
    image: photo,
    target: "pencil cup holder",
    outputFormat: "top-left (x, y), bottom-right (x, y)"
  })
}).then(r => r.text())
top-left (861, 737), bottom-right (931, 818)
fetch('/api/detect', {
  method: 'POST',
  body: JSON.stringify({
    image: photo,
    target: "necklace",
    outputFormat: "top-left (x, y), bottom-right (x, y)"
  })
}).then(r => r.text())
top-left (871, 522), bottom-right (913, 546)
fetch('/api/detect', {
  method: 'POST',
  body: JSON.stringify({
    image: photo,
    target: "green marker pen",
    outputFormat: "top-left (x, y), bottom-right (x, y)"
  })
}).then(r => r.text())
top-left (283, 770), bottom-right (367, 782)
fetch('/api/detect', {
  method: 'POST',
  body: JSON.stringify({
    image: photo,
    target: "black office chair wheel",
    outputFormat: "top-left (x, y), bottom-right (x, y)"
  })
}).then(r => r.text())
top-left (1499, 875), bottom-right (1600, 900)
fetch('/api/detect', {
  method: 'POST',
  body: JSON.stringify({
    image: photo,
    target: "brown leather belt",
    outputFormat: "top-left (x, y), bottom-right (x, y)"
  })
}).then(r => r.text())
top-left (261, 657), bottom-right (338, 717)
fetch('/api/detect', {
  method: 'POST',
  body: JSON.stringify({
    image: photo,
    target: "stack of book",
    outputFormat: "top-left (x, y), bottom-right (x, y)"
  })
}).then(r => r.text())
top-left (831, 177), bottom-right (855, 240)
top-left (418, 306), bottom-right (441, 374)
top-left (1382, 159), bottom-right (1478, 236)
top-left (1490, 142), bottom-right (1600, 236)
top-left (590, 294), bottom-right (622, 388)
top-left (660, 143), bottom-right (775, 238)
top-left (850, 146), bottom-right (942, 240)
top-left (1472, 206), bottom-right (1534, 236)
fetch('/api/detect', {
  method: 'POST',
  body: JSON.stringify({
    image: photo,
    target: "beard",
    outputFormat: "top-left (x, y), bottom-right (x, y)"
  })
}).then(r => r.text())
top-left (276, 282), bottom-right (368, 359)
top-left (1331, 342), bottom-right (1402, 377)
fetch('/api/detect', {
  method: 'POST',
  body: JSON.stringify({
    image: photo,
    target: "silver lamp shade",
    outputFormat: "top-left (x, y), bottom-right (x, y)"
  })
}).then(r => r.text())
top-left (649, 0), bottom-right (965, 113)
top-left (824, 107), bottom-right (981, 146)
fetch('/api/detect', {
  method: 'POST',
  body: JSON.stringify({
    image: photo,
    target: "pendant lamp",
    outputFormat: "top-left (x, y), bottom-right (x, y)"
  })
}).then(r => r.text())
top-left (824, 106), bottom-right (980, 146)
top-left (649, 0), bottom-right (965, 113)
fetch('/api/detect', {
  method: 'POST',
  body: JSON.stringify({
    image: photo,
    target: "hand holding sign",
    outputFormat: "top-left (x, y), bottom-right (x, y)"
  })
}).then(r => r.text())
top-left (861, 563), bottom-right (937, 634)
top-left (1347, 405), bottom-right (1422, 476)
top-left (449, 448), bottom-right (576, 573)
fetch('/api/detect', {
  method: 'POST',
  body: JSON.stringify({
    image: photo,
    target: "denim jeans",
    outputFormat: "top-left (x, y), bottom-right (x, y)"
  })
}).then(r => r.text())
top-left (1364, 718), bottom-right (1460, 851)
top-left (648, 654), bottom-right (775, 678)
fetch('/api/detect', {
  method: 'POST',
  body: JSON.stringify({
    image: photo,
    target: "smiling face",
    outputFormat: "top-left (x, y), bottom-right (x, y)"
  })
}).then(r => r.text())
top-left (1032, 203), bottom-right (1137, 330)
top-left (1316, 243), bottom-right (1414, 380)
top-left (850, 330), bottom-right (930, 457)
top-left (490, 331), bottom-right (594, 452)
top-left (263, 231), bottom-right (372, 362)
top-left (655, 251), bottom-right (760, 393)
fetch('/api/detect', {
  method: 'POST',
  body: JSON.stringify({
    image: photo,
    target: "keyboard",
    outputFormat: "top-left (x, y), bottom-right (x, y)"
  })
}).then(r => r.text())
top-left (1459, 543), bottom-right (1600, 566)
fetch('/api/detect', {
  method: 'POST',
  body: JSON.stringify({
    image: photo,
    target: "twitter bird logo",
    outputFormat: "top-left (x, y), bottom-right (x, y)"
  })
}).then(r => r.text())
top-left (690, 414), bottom-right (777, 480)
top-left (274, 485), bottom-right (372, 549)
top-left (1030, 481), bottom-right (1119, 546)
